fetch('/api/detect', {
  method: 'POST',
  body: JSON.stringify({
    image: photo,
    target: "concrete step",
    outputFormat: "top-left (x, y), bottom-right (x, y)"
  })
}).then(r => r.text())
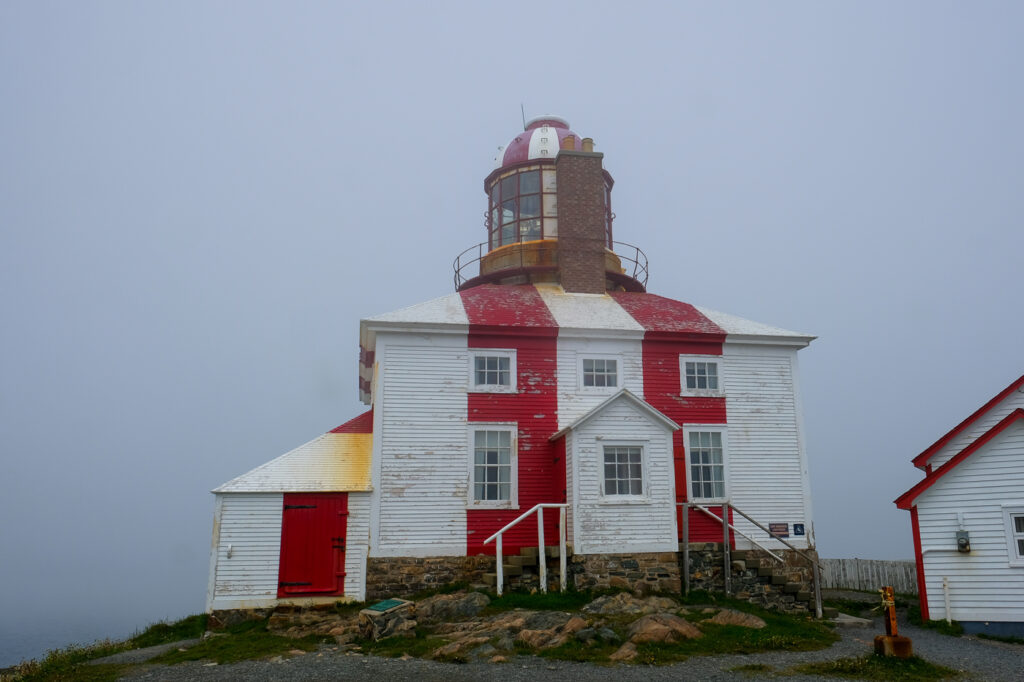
top-left (519, 546), bottom-right (539, 558)
top-left (796, 591), bottom-right (811, 602)
top-left (783, 582), bottom-right (803, 594)
top-left (823, 607), bottom-right (839, 619)
top-left (502, 564), bottom-right (524, 577)
top-left (771, 574), bottom-right (787, 586)
top-left (730, 550), bottom-right (747, 561)
top-left (482, 573), bottom-right (509, 586)
top-left (757, 566), bottom-right (774, 577)
top-left (544, 544), bottom-right (573, 558)
top-left (507, 555), bottom-right (537, 567)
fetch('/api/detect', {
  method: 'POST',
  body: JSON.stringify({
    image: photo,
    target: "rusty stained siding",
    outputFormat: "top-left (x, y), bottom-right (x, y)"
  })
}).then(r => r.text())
top-left (722, 344), bottom-right (811, 549)
top-left (569, 397), bottom-right (677, 554)
top-left (914, 420), bottom-right (1024, 623)
top-left (209, 493), bottom-right (283, 609)
top-left (556, 334), bottom-right (645, 427)
top-left (213, 433), bottom-right (372, 493)
top-left (373, 332), bottom-right (469, 556)
top-left (466, 332), bottom-right (560, 554)
top-left (927, 389), bottom-right (1024, 470)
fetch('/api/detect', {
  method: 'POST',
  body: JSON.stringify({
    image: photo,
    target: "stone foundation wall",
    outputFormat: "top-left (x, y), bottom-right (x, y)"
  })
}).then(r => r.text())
top-left (365, 555), bottom-right (495, 600)
top-left (684, 543), bottom-right (819, 613)
top-left (568, 552), bottom-right (682, 594)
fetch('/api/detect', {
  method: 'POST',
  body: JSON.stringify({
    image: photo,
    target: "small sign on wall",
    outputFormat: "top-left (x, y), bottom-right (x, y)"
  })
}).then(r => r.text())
top-left (769, 522), bottom-right (790, 538)
top-left (793, 523), bottom-right (805, 536)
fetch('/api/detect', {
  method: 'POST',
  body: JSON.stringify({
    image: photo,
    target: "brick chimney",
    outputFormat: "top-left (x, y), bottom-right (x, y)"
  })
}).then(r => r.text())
top-left (556, 137), bottom-right (608, 294)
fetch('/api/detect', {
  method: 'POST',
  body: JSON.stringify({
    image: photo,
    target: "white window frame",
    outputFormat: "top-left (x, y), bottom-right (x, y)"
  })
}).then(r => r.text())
top-left (467, 424), bottom-right (518, 509)
top-left (682, 425), bottom-right (729, 503)
top-left (1003, 505), bottom-right (1024, 567)
top-left (679, 355), bottom-right (724, 397)
top-left (469, 349), bottom-right (517, 394)
top-left (597, 438), bottom-right (650, 503)
top-left (578, 354), bottom-right (621, 393)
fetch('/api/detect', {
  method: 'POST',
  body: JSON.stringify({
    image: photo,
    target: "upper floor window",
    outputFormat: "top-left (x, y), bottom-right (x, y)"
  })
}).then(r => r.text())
top-left (469, 349), bottom-right (517, 393)
top-left (582, 357), bottom-right (618, 389)
top-left (680, 356), bottom-right (724, 396)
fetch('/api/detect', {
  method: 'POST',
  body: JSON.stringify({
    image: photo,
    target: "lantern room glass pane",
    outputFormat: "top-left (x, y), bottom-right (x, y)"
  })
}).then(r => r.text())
top-left (520, 195), bottom-right (540, 218)
top-left (500, 175), bottom-right (516, 200)
top-left (519, 170), bottom-right (540, 194)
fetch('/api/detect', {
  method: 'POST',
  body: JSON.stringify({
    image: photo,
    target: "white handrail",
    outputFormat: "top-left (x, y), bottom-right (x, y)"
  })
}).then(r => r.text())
top-left (483, 503), bottom-right (568, 596)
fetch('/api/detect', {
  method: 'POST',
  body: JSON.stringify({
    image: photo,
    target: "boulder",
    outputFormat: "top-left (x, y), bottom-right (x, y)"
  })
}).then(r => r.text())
top-left (524, 610), bottom-right (571, 630)
top-left (431, 635), bottom-right (491, 660)
top-left (515, 628), bottom-right (555, 649)
top-left (582, 593), bottom-right (650, 616)
top-left (627, 614), bottom-right (702, 644)
top-left (358, 601), bottom-right (417, 641)
top-left (417, 591), bottom-right (490, 623)
top-left (609, 641), bottom-right (638, 662)
top-left (707, 609), bottom-right (766, 629)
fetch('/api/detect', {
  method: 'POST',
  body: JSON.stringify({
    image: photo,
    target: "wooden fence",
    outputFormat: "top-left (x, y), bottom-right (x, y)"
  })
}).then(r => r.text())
top-left (820, 558), bottom-right (917, 595)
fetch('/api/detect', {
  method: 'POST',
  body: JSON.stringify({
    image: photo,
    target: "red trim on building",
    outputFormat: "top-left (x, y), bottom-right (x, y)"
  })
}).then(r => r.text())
top-left (329, 410), bottom-right (373, 434)
top-left (911, 375), bottom-right (1024, 469)
top-left (461, 285), bottom-right (561, 556)
top-left (896, 408), bottom-right (1024, 510)
top-left (910, 506), bottom-right (929, 620)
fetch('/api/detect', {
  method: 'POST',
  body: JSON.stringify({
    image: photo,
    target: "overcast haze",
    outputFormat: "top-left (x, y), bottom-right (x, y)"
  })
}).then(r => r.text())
top-left (2, 1), bottom-right (1022, 666)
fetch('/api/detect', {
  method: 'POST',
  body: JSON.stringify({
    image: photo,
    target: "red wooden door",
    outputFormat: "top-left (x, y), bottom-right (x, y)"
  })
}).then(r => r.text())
top-left (277, 492), bottom-right (348, 597)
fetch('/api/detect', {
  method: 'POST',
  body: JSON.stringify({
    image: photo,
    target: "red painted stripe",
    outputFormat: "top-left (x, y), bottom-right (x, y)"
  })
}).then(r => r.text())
top-left (329, 410), bottom-right (373, 434)
top-left (609, 291), bottom-right (727, 338)
top-left (465, 333), bottom-right (560, 555)
top-left (910, 506), bottom-right (929, 620)
top-left (459, 284), bottom-right (558, 331)
top-left (681, 505), bottom-right (736, 545)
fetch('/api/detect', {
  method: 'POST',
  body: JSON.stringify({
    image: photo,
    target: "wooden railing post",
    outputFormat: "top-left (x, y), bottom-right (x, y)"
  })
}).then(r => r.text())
top-left (559, 507), bottom-right (567, 593)
top-left (682, 503), bottom-right (690, 596)
top-left (537, 507), bottom-right (547, 593)
top-left (496, 534), bottom-right (504, 597)
top-left (722, 501), bottom-right (731, 595)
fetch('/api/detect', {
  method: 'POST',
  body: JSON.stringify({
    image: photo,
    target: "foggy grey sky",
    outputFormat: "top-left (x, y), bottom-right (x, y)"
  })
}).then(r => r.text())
top-left (2, 1), bottom-right (1022, 665)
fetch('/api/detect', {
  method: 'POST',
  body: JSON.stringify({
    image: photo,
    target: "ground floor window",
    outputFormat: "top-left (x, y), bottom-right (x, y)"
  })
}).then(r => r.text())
top-left (603, 445), bottom-right (643, 496)
top-left (471, 426), bottom-right (516, 505)
top-left (686, 428), bottom-right (726, 500)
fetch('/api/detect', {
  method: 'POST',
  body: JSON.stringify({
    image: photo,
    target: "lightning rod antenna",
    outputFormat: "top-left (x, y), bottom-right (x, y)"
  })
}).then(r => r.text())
top-left (521, 103), bottom-right (527, 130)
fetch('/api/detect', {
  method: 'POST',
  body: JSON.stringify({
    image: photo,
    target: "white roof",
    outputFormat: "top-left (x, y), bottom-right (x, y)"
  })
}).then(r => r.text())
top-left (214, 432), bottom-right (372, 493)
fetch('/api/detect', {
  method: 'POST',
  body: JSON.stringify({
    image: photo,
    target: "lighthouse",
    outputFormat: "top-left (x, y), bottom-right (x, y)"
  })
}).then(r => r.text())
top-left (206, 115), bottom-right (819, 616)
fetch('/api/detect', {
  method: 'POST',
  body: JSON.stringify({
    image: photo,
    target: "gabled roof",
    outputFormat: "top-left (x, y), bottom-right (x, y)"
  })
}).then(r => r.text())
top-left (911, 374), bottom-right (1024, 469)
top-left (214, 412), bottom-right (373, 493)
top-left (895, 408), bottom-right (1024, 509)
top-left (549, 389), bottom-right (680, 441)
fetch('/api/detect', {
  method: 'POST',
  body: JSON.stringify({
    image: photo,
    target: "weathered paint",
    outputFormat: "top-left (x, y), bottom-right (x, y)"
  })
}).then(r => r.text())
top-left (722, 344), bottom-right (813, 550)
top-left (462, 285), bottom-right (560, 554)
top-left (213, 432), bottom-right (372, 493)
top-left (208, 493), bottom-right (283, 610)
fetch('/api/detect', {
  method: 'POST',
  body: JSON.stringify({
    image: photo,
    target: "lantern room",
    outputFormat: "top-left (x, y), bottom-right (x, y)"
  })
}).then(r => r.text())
top-left (454, 116), bottom-right (648, 294)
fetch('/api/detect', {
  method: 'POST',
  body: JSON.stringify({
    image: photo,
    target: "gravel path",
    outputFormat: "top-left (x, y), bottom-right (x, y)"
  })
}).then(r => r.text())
top-left (115, 613), bottom-right (1023, 681)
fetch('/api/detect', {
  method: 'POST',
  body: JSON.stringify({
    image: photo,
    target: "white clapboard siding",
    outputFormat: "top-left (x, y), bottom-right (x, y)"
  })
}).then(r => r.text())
top-left (722, 345), bottom-right (811, 549)
top-left (208, 493), bottom-right (283, 610)
top-left (556, 335), bottom-right (644, 428)
top-left (372, 334), bottom-right (469, 556)
top-left (928, 390), bottom-right (1024, 469)
top-left (916, 420), bottom-right (1024, 623)
top-left (344, 492), bottom-right (371, 600)
top-left (564, 431), bottom-right (575, 547)
top-left (571, 399), bottom-right (677, 554)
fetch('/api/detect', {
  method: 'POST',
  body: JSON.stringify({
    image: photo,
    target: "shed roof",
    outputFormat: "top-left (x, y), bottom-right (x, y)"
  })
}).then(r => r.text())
top-left (214, 411), bottom-right (373, 493)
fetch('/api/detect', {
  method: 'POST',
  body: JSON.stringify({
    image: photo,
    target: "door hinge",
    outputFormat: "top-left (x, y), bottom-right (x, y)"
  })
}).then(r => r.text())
top-left (284, 504), bottom-right (317, 510)
top-left (279, 581), bottom-right (313, 587)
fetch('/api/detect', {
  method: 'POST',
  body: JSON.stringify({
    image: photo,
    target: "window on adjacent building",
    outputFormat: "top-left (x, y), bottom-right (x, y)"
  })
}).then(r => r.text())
top-left (603, 445), bottom-right (643, 496)
top-left (1004, 506), bottom-right (1024, 567)
top-left (680, 357), bottom-right (723, 396)
top-left (469, 350), bottom-right (516, 393)
top-left (582, 358), bottom-right (618, 388)
top-left (471, 427), bottom-right (515, 505)
top-left (687, 429), bottom-right (726, 500)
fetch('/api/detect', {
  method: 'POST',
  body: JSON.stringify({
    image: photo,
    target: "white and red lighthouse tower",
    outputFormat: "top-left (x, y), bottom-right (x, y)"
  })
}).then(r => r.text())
top-left (207, 116), bottom-right (818, 613)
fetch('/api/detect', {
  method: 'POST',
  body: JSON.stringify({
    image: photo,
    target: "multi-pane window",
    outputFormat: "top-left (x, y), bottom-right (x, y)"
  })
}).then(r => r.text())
top-left (488, 169), bottom-right (544, 248)
top-left (1009, 512), bottom-right (1024, 564)
top-left (684, 361), bottom-right (719, 390)
top-left (689, 431), bottom-right (725, 500)
top-left (475, 355), bottom-right (510, 387)
top-left (473, 430), bottom-right (512, 502)
top-left (582, 358), bottom-right (618, 388)
top-left (604, 446), bottom-right (643, 496)
top-left (1014, 515), bottom-right (1024, 559)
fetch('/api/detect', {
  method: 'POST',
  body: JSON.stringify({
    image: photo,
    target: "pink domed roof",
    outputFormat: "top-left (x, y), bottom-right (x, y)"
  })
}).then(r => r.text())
top-left (493, 116), bottom-right (584, 169)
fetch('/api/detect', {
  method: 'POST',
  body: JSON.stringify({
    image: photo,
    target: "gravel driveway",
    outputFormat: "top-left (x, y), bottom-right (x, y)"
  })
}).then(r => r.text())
top-left (118, 613), bottom-right (1021, 681)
